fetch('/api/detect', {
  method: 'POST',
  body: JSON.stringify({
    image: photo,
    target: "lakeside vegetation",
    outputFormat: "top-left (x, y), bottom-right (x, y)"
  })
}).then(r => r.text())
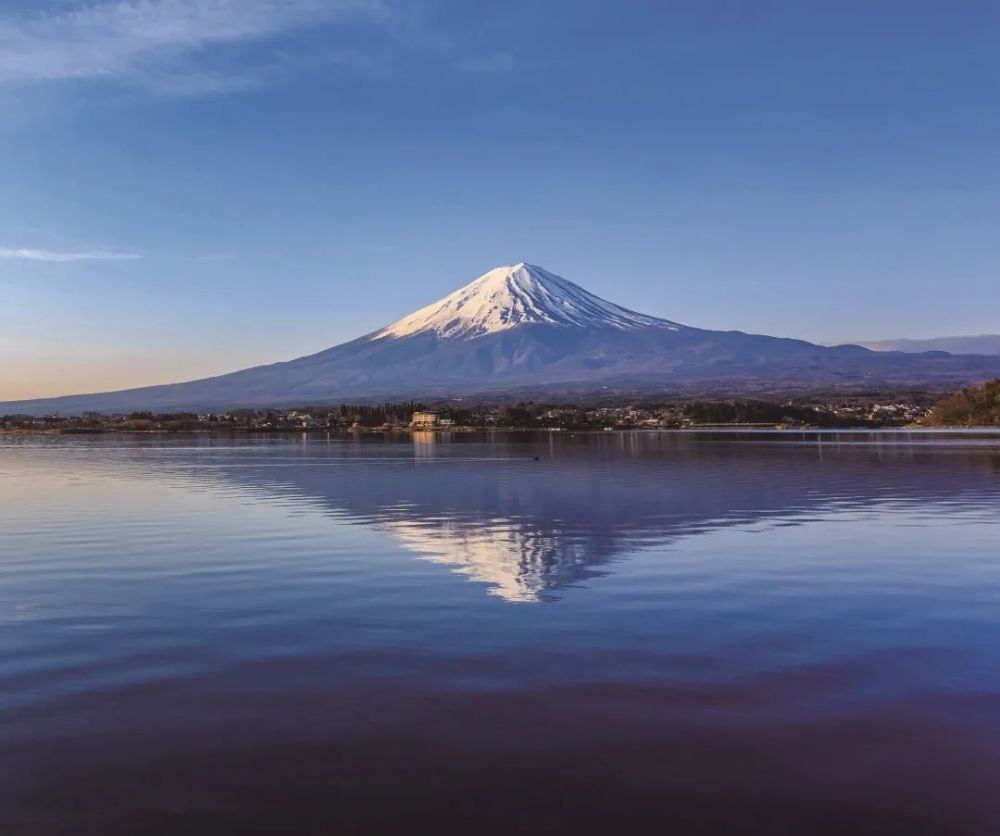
top-left (926, 379), bottom-right (1000, 427)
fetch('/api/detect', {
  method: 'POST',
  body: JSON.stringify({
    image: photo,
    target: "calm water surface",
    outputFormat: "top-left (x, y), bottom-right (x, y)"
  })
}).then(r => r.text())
top-left (2, 431), bottom-right (1000, 834)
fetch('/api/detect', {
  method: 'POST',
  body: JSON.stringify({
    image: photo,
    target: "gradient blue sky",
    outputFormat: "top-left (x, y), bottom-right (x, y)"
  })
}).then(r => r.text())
top-left (2, 0), bottom-right (998, 399)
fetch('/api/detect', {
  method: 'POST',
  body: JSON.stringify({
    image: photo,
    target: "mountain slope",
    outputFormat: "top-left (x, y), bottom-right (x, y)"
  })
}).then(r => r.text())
top-left (5, 263), bottom-right (1000, 414)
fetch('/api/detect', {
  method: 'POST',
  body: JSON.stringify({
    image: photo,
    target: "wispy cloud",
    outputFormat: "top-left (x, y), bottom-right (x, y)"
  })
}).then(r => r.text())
top-left (0, 247), bottom-right (141, 262)
top-left (0, 0), bottom-right (387, 92)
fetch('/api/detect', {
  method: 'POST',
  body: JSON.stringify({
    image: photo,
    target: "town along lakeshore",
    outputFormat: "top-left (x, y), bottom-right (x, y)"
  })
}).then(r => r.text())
top-left (1, 392), bottom-right (942, 435)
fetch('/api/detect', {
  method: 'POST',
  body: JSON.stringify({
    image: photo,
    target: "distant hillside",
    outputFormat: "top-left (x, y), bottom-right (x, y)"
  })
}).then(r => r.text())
top-left (860, 335), bottom-right (1000, 355)
top-left (927, 379), bottom-right (1000, 426)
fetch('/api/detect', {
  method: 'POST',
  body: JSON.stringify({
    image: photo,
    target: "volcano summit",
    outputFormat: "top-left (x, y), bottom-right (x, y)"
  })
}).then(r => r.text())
top-left (5, 263), bottom-right (1000, 414)
top-left (373, 263), bottom-right (682, 338)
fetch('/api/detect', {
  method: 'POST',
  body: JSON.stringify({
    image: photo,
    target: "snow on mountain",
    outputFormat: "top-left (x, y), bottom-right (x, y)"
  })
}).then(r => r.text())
top-left (372, 263), bottom-right (682, 340)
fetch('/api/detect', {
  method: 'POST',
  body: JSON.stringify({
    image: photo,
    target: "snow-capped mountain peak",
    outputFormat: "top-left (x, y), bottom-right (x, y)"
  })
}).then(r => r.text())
top-left (9, 259), bottom-right (1000, 416)
top-left (372, 263), bottom-right (683, 340)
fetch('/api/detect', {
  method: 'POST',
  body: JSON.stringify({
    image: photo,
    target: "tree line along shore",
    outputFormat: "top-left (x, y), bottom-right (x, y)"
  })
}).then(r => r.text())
top-left (4, 381), bottom-right (999, 433)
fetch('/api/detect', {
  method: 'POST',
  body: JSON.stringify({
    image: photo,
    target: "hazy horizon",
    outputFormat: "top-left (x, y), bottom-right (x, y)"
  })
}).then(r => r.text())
top-left (3, 1), bottom-right (1000, 400)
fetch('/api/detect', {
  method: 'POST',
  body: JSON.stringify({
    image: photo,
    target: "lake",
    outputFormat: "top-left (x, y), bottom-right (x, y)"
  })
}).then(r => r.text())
top-left (2, 431), bottom-right (1000, 834)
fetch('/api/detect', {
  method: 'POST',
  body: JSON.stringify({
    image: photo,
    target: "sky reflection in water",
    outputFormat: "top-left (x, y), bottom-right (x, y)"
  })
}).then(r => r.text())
top-left (2, 431), bottom-right (1000, 834)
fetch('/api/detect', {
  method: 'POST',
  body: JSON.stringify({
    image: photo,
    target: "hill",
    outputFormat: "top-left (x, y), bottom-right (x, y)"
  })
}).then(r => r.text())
top-left (859, 335), bottom-right (1000, 355)
top-left (927, 379), bottom-right (1000, 426)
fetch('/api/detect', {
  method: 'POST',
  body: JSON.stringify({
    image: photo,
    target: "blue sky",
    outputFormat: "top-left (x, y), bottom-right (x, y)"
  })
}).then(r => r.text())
top-left (2, 0), bottom-right (998, 399)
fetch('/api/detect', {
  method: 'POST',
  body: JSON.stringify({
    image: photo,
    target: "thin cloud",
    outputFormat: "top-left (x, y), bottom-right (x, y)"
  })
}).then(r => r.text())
top-left (0, 248), bottom-right (141, 262)
top-left (0, 0), bottom-right (387, 90)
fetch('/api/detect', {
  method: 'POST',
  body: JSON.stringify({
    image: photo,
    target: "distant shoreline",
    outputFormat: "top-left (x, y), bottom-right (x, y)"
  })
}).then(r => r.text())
top-left (8, 425), bottom-right (1000, 437)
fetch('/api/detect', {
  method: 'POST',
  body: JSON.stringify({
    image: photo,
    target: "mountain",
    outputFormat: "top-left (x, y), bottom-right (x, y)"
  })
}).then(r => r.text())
top-left (858, 335), bottom-right (1000, 355)
top-left (5, 262), bottom-right (1000, 415)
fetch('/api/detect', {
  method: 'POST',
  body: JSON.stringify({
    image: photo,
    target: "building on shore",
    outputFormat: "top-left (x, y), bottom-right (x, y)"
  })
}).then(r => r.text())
top-left (410, 411), bottom-right (440, 428)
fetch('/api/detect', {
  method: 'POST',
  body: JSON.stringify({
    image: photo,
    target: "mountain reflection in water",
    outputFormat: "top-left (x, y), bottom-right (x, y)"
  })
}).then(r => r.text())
top-left (158, 430), bottom-right (1000, 602)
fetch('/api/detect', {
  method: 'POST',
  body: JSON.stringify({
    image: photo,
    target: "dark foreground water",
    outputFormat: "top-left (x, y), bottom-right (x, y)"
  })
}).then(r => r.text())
top-left (2, 431), bottom-right (1000, 835)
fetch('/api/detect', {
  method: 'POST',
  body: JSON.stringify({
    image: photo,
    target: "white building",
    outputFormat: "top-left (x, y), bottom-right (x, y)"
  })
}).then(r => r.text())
top-left (410, 411), bottom-right (440, 428)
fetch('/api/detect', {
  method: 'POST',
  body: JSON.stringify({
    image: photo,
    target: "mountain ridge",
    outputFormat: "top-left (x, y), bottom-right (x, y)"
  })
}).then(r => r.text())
top-left (857, 335), bottom-right (1000, 355)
